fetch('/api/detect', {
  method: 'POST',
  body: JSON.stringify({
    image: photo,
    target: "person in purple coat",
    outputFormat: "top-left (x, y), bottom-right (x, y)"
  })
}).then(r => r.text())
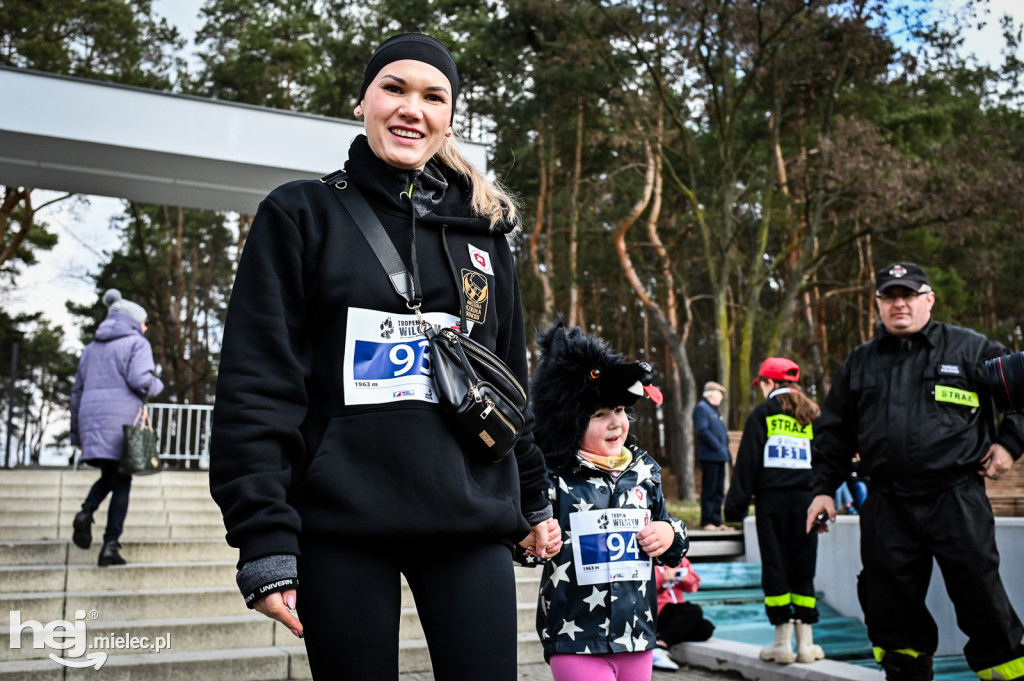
top-left (70, 289), bottom-right (164, 566)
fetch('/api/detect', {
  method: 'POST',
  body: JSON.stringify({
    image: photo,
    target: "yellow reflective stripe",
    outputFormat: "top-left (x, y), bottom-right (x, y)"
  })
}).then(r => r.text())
top-left (765, 415), bottom-right (813, 439)
top-left (977, 655), bottom-right (1024, 680)
top-left (935, 385), bottom-right (980, 408)
top-left (874, 647), bottom-right (928, 663)
top-left (764, 593), bottom-right (792, 607)
top-left (792, 593), bottom-right (816, 608)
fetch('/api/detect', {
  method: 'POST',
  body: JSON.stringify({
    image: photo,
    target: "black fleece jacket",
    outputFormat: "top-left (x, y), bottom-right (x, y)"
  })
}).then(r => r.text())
top-left (724, 397), bottom-right (815, 522)
top-left (210, 136), bottom-right (552, 571)
top-left (812, 319), bottom-right (1024, 498)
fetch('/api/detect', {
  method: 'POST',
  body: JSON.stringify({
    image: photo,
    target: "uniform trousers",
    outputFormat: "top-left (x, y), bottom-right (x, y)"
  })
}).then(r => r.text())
top-left (857, 477), bottom-right (1024, 674)
top-left (755, 488), bottom-right (819, 625)
top-left (297, 536), bottom-right (518, 681)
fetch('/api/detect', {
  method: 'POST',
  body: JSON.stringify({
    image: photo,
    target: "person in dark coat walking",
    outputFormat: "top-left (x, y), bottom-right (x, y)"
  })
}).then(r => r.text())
top-left (70, 289), bottom-right (164, 566)
top-left (693, 381), bottom-right (730, 530)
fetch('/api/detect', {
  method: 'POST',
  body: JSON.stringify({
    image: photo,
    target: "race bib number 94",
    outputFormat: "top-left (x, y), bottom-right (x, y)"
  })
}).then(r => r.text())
top-left (763, 414), bottom-right (813, 469)
top-left (570, 508), bottom-right (651, 585)
top-left (343, 307), bottom-right (461, 406)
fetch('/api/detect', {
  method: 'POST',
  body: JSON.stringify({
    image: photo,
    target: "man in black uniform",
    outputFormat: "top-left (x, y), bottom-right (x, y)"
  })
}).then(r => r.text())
top-left (806, 262), bottom-right (1024, 681)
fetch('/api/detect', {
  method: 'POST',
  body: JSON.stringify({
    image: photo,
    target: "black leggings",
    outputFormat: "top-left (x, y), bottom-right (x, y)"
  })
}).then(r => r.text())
top-left (83, 460), bottom-right (132, 543)
top-left (297, 537), bottom-right (518, 681)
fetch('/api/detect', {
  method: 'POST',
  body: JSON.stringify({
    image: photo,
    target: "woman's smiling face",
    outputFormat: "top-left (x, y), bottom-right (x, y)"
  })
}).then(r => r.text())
top-left (358, 59), bottom-right (453, 171)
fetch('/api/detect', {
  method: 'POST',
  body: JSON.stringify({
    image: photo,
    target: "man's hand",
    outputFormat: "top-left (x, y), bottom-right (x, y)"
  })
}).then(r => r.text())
top-left (253, 589), bottom-right (302, 638)
top-left (806, 494), bottom-right (836, 534)
top-left (979, 444), bottom-right (1015, 481)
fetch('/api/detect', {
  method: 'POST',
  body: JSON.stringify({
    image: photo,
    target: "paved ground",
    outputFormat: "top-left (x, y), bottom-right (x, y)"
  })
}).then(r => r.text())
top-left (400, 660), bottom-right (744, 680)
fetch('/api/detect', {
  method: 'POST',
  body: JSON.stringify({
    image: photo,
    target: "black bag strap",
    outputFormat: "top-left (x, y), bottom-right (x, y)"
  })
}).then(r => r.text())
top-left (321, 169), bottom-right (417, 306)
top-left (321, 169), bottom-right (468, 333)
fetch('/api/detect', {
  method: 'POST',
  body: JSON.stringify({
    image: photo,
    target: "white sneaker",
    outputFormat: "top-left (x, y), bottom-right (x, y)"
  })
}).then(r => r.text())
top-left (652, 647), bottom-right (680, 671)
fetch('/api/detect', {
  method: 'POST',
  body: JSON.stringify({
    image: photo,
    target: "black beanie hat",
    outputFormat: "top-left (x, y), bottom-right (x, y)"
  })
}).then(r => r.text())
top-left (530, 320), bottom-right (662, 469)
top-left (358, 33), bottom-right (460, 121)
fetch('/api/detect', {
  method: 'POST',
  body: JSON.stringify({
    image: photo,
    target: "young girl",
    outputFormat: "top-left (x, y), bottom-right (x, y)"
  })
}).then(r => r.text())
top-left (655, 557), bottom-right (716, 646)
top-left (724, 357), bottom-right (825, 665)
top-left (520, 321), bottom-right (689, 681)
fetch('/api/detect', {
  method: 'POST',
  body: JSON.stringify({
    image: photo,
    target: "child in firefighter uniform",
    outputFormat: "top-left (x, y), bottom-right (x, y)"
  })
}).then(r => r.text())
top-left (725, 357), bottom-right (826, 665)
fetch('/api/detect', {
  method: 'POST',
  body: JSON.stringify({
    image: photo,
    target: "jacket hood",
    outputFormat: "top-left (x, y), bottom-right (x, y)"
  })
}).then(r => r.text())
top-left (343, 135), bottom-right (516, 235)
top-left (95, 312), bottom-right (144, 342)
top-left (530, 320), bottom-right (659, 470)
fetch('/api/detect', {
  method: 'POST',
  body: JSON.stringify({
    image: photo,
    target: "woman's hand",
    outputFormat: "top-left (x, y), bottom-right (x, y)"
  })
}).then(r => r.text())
top-left (637, 520), bottom-right (676, 558)
top-left (523, 517), bottom-right (563, 558)
top-left (253, 589), bottom-right (303, 639)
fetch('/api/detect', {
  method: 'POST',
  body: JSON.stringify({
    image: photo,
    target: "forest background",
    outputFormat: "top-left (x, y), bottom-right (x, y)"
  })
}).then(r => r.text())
top-left (2, 0), bottom-right (1022, 500)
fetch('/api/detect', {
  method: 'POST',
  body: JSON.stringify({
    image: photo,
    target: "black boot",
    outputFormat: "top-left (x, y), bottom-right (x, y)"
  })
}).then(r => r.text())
top-left (72, 508), bottom-right (94, 549)
top-left (882, 651), bottom-right (934, 681)
top-left (97, 540), bottom-right (127, 567)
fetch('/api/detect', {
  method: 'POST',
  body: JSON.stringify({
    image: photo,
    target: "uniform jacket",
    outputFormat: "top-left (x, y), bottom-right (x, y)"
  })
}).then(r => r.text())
top-left (693, 398), bottom-right (730, 462)
top-left (724, 396), bottom-right (814, 522)
top-left (813, 320), bottom-right (1024, 497)
top-left (70, 312), bottom-right (164, 462)
top-left (209, 135), bottom-right (551, 567)
top-left (655, 558), bottom-right (700, 614)
top-left (518, 445), bottom-right (688, 661)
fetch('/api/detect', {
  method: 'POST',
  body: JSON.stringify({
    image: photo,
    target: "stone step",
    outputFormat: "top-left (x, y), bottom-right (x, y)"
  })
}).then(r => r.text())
top-left (64, 647), bottom-right (296, 681)
top-left (0, 561), bottom-right (238, 593)
top-left (0, 496), bottom-right (219, 513)
top-left (2, 586), bottom-right (247, 623)
top-left (1, 562), bottom-right (541, 615)
top-left (60, 508), bottom-right (222, 526)
top-left (57, 484), bottom-right (214, 500)
top-left (1, 614), bottom-right (273, 662)
top-left (0, 540), bottom-right (235, 567)
top-left (0, 469), bottom-right (208, 483)
top-left (0, 524), bottom-right (224, 542)
top-left (0, 634), bottom-right (545, 680)
top-left (1, 588), bottom-right (541, 640)
top-left (0, 509), bottom-right (223, 530)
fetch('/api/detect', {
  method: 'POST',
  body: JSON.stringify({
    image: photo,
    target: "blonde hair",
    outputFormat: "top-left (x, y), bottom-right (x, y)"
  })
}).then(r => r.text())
top-left (767, 380), bottom-right (820, 427)
top-left (436, 135), bottom-right (519, 231)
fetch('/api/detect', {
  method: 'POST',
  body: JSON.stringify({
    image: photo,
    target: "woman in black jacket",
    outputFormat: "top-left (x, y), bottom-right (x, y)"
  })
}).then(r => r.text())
top-left (210, 33), bottom-right (559, 681)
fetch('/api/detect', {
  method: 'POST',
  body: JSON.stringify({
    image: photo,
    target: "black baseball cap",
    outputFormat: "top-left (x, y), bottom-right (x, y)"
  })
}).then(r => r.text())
top-left (875, 262), bottom-right (930, 292)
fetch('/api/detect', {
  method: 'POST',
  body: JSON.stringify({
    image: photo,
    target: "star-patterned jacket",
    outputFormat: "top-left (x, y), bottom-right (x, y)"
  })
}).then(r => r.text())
top-left (517, 444), bottom-right (689, 661)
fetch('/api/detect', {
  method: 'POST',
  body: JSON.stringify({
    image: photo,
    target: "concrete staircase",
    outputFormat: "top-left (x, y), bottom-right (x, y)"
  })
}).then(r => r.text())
top-left (0, 469), bottom-right (546, 680)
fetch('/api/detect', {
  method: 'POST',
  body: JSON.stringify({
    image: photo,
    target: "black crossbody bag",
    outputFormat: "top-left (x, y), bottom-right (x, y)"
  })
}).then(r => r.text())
top-left (321, 170), bottom-right (526, 463)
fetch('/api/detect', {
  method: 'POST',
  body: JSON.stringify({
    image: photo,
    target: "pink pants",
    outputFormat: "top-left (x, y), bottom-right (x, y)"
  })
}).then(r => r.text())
top-left (549, 651), bottom-right (653, 681)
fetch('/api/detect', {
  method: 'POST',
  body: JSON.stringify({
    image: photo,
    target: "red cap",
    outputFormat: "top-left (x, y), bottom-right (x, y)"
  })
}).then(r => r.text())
top-left (752, 357), bottom-right (800, 386)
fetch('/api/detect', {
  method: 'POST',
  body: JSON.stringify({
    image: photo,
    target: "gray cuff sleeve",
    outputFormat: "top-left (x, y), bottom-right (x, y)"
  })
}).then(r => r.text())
top-left (524, 503), bottom-right (554, 527)
top-left (236, 554), bottom-right (298, 609)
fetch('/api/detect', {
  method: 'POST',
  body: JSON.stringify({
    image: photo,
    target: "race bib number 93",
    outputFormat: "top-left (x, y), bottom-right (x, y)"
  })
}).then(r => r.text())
top-left (343, 307), bottom-right (461, 405)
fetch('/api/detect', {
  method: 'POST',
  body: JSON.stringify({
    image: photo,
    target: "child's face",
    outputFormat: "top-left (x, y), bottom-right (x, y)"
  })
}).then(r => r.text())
top-left (581, 406), bottom-right (630, 456)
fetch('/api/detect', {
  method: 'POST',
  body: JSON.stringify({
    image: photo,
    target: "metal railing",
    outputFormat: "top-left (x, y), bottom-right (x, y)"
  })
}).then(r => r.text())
top-left (149, 403), bottom-right (213, 469)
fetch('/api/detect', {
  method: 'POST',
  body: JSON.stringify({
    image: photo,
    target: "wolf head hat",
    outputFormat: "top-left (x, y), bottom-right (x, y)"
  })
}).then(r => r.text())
top-left (530, 320), bottom-right (662, 469)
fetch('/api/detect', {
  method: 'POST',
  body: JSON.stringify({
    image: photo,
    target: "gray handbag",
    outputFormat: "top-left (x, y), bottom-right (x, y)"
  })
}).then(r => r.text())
top-left (119, 404), bottom-right (161, 476)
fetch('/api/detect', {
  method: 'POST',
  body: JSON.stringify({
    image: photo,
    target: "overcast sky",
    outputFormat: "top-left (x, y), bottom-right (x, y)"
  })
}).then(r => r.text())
top-left (5, 0), bottom-right (1022, 350)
